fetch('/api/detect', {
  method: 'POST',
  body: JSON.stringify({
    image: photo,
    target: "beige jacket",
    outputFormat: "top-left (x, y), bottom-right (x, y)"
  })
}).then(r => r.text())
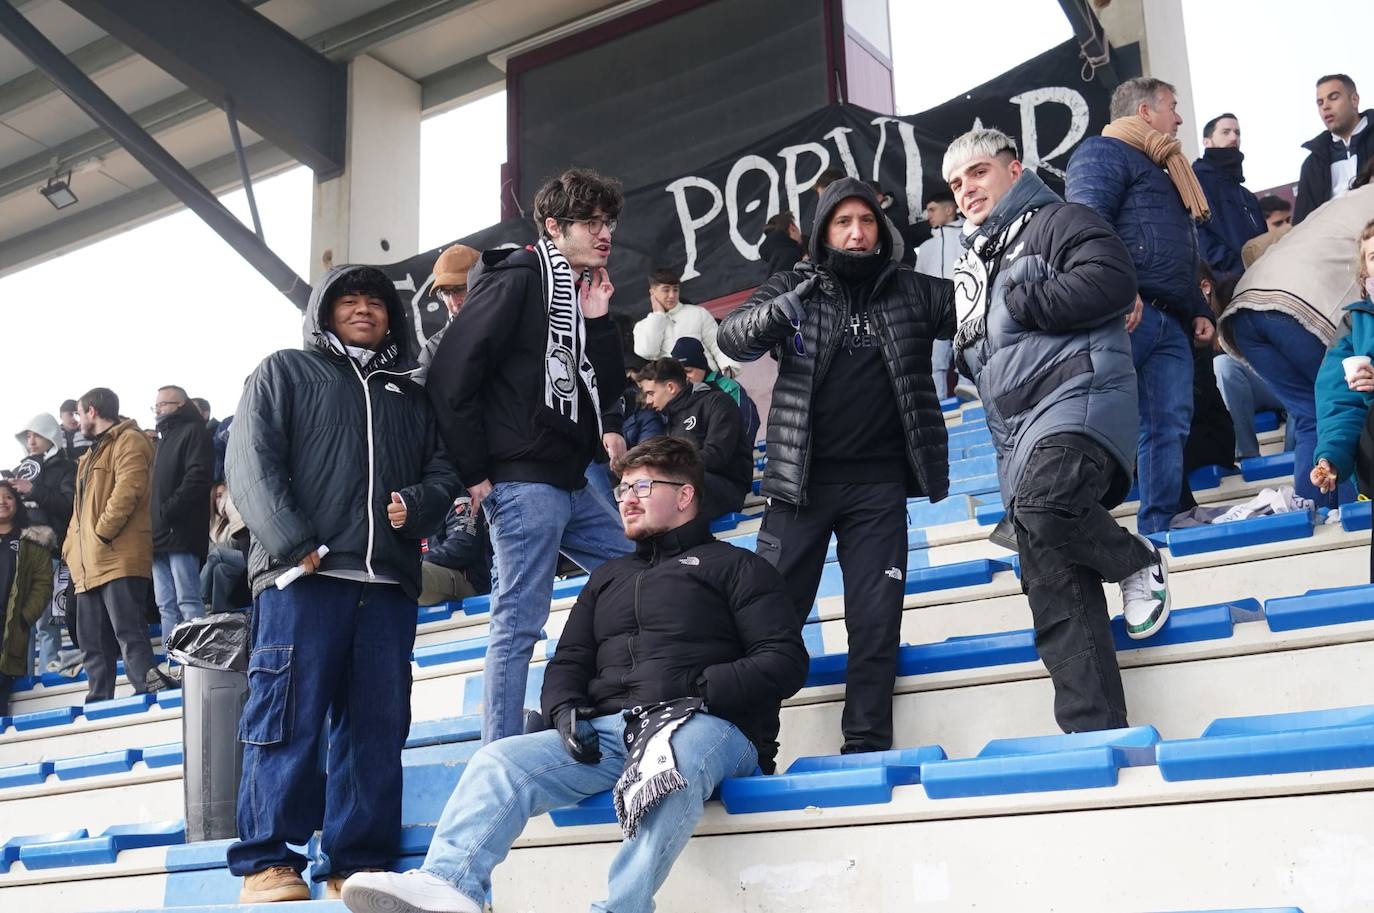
top-left (64, 418), bottom-right (155, 592)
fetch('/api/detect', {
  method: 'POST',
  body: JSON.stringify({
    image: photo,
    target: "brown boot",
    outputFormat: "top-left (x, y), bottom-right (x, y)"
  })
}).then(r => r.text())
top-left (325, 869), bottom-right (384, 900)
top-left (240, 865), bottom-right (311, 903)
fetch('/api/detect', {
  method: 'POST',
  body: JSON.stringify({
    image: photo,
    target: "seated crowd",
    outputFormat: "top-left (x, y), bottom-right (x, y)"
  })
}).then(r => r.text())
top-left (5, 74), bottom-right (1374, 913)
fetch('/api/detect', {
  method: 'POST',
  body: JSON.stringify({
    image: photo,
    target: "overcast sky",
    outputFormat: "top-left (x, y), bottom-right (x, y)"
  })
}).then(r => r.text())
top-left (1, 0), bottom-right (1370, 452)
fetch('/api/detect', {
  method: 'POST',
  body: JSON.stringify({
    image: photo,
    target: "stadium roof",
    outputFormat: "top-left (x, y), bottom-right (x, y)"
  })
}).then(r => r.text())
top-left (0, 0), bottom-right (639, 279)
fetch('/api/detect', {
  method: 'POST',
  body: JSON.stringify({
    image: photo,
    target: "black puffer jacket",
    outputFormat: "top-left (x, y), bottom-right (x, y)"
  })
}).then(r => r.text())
top-left (22, 450), bottom-right (75, 552)
top-left (541, 516), bottom-right (808, 772)
top-left (226, 265), bottom-right (459, 601)
top-left (661, 383), bottom-right (752, 490)
top-left (152, 401), bottom-right (214, 560)
top-left (719, 178), bottom-right (956, 506)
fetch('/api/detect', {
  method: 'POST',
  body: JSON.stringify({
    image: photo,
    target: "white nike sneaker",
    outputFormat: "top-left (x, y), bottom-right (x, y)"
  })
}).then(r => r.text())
top-left (1119, 535), bottom-right (1170, 640)
top-left (341, 870), bottom-right (482, 913)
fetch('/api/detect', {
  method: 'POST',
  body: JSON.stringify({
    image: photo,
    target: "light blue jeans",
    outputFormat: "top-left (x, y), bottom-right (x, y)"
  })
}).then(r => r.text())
top-left (152, 551), bottom-right (205, 653)
top-left (422, 712), bottom-right (758, 913)
top-left (931, 339), bottom-right (955, 400)
top-left (1213, 353), bottom-right (1290, 458)
top-left (481, 476), bottom-right (632, 743)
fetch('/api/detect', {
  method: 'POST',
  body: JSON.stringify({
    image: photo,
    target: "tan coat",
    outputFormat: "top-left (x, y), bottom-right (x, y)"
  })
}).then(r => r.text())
top-left (63, 418), bottom-right (155, 592)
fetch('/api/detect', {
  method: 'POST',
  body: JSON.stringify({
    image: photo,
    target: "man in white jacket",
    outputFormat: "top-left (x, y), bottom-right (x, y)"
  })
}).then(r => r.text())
top-left (915, 190), bottom-right (966, 400)
top-left (632, 267), bottom-right (740, 375)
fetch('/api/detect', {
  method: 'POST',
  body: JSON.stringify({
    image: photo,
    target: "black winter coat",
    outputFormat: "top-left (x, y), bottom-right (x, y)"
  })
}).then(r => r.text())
top-left (226, 265), bottom-right (459, 601)
top-left (541, 517), bottom-right (808, 772)
top-left (1295, 110), bottom-right (1374, 224)
top-left (719, 178), bottom-right (955, 507)
top-left (759, 230), bottom-right (803, 277)
top-left (427, 245), bottom-right (625, 492)
top-left (23, 450), bottom-right (75, 552)
top-left (152, 401), bottom-right (214, 560)
top-left (661, 384), bottom-right (752, 489)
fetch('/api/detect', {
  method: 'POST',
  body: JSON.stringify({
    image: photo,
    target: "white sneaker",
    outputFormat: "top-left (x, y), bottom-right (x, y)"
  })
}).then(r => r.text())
top-left (1120, 535), bottom-right (1170, 640)
top-left (341, 870), bottom-right (482, 913)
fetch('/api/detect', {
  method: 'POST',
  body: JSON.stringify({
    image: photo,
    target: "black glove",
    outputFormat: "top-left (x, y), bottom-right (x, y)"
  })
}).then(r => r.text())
top-left (775, 275), bottom-right (818, 326)
top-left (555, 706), bottom-right (601, 764)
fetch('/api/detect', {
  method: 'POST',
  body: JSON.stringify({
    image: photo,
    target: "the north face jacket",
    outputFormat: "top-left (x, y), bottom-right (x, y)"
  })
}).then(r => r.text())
top-left (718, 177), bottom-right (955, 506)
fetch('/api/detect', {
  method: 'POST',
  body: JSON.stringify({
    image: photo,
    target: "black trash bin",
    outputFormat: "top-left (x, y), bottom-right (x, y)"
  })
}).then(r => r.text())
top-left (168, 612), bottom-right (250, 842)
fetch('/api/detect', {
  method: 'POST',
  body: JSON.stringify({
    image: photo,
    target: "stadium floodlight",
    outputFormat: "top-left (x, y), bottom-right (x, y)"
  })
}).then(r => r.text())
top-left (40, 173), bottom-right (77, 210)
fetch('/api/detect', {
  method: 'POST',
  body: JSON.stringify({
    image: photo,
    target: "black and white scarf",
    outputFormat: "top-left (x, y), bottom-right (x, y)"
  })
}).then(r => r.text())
top-left (612, 697), bottom-right (704, 839)
top-left (951, 210), bottom-right (1036, 354)
top-left (535, 238), bottom-right (602, 434)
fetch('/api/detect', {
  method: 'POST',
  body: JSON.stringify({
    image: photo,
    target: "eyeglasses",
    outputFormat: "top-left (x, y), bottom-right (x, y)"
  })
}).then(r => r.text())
top-left (150, 401), bottom-right (180, 412)
top-left (435, 286), bottom-right (466, 298)
top-left (568, 217), bottom-right (619, 236)
top-left (613, 478), bottom-right (687, 502)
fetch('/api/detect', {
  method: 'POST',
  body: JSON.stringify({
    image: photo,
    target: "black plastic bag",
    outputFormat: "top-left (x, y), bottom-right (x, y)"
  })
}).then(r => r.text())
top-left (167, 612), bottom-right (250, 672)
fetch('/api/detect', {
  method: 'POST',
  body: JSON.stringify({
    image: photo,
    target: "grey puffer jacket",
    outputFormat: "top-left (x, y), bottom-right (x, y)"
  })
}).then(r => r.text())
top-left (227, 265), bottom-right (459, 600)
top-left (955, 170), bottom-right (1140, 509)
top-left (718, 178), bottom-right (955, 506)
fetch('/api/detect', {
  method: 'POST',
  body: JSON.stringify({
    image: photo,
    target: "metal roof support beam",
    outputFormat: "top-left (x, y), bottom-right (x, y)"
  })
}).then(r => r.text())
top-left (0, 0), bottom-right (311, 308)
top-left (61, 0), bottom-right (347, 177)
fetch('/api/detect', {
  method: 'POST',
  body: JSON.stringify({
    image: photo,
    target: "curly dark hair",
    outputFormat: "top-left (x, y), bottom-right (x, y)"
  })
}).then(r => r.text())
top-left (612, 436), bottom-right (705, 496)
top-left (531, 168), bottom-right (624, 240)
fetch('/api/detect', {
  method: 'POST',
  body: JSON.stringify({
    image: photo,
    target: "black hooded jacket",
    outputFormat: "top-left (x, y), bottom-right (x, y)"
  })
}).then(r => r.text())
top-left (226, 265), bottom-right (459, 600)
top-left (718, 178), bottom-right (956, 506)
top-left (151, 400), bottom-right (214, 559)
top-left (1294, 109), bottom-right (1374, 224)
top-left (20, 449), bottom-right (74, 553)
top-left (541, 516), bottom-right (808, 772)
top-left (661, 383), bottom-right (753, 490)
top-left (427, 245), bottom-right (626, 492)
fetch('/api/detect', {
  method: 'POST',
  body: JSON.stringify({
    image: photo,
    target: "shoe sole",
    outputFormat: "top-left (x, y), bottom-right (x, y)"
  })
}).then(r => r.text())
top-left (238, 889), bottom-right (311, 904)
top-left (341, 882), bottom-right (460, 913)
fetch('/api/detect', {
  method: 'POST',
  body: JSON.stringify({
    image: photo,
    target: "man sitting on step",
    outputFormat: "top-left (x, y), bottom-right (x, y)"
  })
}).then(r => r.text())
top-left (342, 437), bottom-right (808, 913)
top-left (943, 127), bottom-right (1173, 733)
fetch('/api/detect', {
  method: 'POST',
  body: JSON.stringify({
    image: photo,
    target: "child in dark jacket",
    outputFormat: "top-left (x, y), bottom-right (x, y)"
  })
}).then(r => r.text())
top-left (1312, 217), bottom-right (1374, 578)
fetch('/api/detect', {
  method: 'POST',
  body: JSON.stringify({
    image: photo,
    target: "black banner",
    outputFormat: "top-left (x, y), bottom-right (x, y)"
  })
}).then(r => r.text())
top-left (381, 38), bottom-right (1111, 349)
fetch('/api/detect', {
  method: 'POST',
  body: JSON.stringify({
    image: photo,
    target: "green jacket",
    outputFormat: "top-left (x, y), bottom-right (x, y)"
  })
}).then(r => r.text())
top-left (2, 526), bottom-right (55, 677)
top-left (1315, 299), bottom-right (1374, 485)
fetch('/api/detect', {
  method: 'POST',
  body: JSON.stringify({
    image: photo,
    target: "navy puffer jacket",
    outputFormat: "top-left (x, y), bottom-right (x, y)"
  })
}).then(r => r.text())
top-left (1066, 136), bottom-right (1211, 326)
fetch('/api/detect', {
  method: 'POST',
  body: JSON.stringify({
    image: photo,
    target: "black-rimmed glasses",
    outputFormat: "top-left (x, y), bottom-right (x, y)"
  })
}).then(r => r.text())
top-left (568, 217), bottom-right (619, 236)
top-left (613, 478), bottom-right (687, 502)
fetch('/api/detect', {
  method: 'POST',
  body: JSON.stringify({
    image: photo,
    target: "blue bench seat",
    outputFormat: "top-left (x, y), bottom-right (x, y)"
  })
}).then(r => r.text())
top-left (1157, 705), bottom-right (1374, 782)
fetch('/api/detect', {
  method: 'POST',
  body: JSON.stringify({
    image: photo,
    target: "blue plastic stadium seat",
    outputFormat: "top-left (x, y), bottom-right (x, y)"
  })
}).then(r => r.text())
top-left (949, 453), bottom-right (997, 482)
top-left (550, 789), bottom-right (617, 826)
top-left (940, 396), bottom-right (960, 412)
top-left (12, 704), bottom-right (82, 731)
top-left (1, 829), bottom-right (89, 873)
top-left (1157, 705), bottom-right (1374, 782)
top-left (920, 726), bottom-right (1160, 799)
top-left (1253, 410), bottom-right (1281, 433)
top-left (1240, 451), bottom-right (1296, 482)
top-left (961, 406), bottom-right (986, 422)
top-left (751, 478), bottom-right (762, 495)
top-left (974, 501), bottom-right (1005, 526)
top-left (53, 748), bottom-right (143, 780)
top-left (719, 746), bottom-right (946, 813)
top-left (709, 512), bottom-right (748, 534)
top-left (947, 475), bottom-right (1000, 497)
top-left (84, 692), bottom-right (156, 720)
top-left (896, 630), bottom-right (1038, 677)
top-left (405, 715), bottom-right (483, 748)
top-left (1188, 464), bottom-right (1238, 491)
top-left (551, 577), bottom-right (587, 600)
top-left (141, 743), bottom-right (185, 768)
top-left (19, 819), bottom-right (186, 870)
top-left (0, 715), bottom-right (9, 732)
top-left (156, 688), bottom-right (184, 710)
top-left (1265, 585), bottom-right (1374, 632)
top-left (1108, 600), bottom-right (1258, 650)
top-left (416, 602), bottom-right (456, 626)
top-left (0, 760), bottom-right (54, 789)
top-left (1341, 499), bottom-right (1371, 532)
top-left (1165, 510), bottom-right (1313, 557)
top-left (413, 633), bottom-right (498, 668)
top-left (905, 558), bottom-right (1012, 595)
top-left (40, 668), bottom-right (86, 687)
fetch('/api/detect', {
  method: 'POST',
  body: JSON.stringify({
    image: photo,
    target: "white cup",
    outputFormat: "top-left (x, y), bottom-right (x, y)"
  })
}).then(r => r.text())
top-left (1343, 355), bottom-right (1372, 382)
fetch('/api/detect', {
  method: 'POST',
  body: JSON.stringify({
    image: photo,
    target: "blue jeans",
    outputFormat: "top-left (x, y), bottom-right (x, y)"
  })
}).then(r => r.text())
top-left (1130, 304), bottom-right (1194, 534)
top-left (1229, 309), bottom-right (1355, 507)
top-left (152, 552), bottom-right (206, 652)
top-left (481, 479), bottom-right (632, 744)
top-left (1213, 353), bottom-right (1288, 458)
top-left (931, 339), bottom-right (954, 400)
top-left (228, 575), bottom-right (418, 880)
top-left (422, 712), bottom-right (757, 913)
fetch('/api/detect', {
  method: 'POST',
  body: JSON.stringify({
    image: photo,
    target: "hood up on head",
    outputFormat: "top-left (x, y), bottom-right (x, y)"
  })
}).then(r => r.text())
top-left (808, 177), bottom-right (898, 266)
top-left (303, 264), bottom-right (412, 369)
top-left (15, 413), bottom-right (60, 452)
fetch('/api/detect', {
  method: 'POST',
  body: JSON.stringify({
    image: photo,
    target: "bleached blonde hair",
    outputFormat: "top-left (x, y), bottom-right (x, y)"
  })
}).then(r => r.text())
top-left (942, 128), bottom-right (1018, 183)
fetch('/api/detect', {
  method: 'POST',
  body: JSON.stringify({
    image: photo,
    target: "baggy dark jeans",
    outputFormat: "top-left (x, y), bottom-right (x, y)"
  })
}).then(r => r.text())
top-left (76, 575), bottom-right (158, 702)
top-left (757, 481), bottom-right (908, 752)
top-left (227, 574), bottom-right (418, 880)
top-left (1011, 433), bottom-right (1154, 733)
